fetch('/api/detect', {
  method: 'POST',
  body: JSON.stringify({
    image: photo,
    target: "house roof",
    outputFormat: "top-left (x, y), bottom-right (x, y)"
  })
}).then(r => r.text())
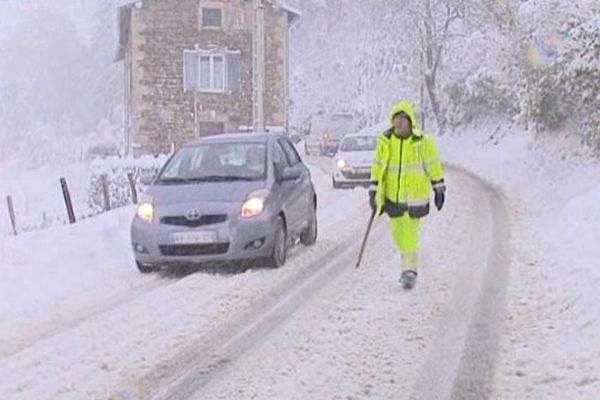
top-left (265, 0), bottom-right (301, 22)
top-left (115, 0), bottom-right (301, 61)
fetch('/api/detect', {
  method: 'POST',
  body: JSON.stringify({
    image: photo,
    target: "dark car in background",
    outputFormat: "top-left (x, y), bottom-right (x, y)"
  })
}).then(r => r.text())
top-left (304, 113), bottom-right (360, 157)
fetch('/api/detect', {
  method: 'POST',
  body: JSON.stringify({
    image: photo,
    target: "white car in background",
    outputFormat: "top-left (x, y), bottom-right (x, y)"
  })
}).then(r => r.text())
top-left (331, 133), bottom-right (377, 189)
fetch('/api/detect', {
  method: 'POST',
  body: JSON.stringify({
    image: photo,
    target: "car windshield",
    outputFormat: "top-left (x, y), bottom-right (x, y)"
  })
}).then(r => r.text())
top-left (340, 136), bottom-right (377, 151)
top-left (157, 142), bottom-right (267, 184)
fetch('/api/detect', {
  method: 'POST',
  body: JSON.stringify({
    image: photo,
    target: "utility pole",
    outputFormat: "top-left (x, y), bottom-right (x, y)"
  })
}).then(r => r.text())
top-left (124, 52), bottom-right (131, 156)
top-left (252, 0), bottom-right (266, 132)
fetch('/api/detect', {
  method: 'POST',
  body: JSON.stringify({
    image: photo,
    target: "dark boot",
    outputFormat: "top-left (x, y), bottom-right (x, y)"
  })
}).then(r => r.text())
top-left (400, 270), bottom-right (418, 290)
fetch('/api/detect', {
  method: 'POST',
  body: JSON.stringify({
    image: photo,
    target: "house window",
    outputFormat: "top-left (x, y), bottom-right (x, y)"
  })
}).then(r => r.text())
top-left (202, 8), bottom-right (222, 28)
top-left (183, 50), bottom-right (240, 94)
top-left (199, 55), bottom-right (225, 92)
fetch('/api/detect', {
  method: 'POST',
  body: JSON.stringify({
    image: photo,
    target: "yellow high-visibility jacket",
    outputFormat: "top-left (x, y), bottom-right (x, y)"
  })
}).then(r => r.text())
top-left (370, 100), bottom-right (445, 218)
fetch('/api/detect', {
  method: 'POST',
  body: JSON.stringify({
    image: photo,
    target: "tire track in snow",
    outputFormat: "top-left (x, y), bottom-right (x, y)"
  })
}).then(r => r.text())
top-left (124, 166), bottom-right (511, 400)
top-left (122, 217), bottom-right (386, 400)
top-left (411, 166), bottom-right (511, 400)
top-left (0, 155), bottom-right (341, 360)
top-left (448, 168), bottom-right (511, 400)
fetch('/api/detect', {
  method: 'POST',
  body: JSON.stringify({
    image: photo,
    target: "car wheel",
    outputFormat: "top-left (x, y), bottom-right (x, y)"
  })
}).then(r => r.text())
top-left (300, 204), bottom-right (317, 246)
top-left (136, 261), bottom-right (157, 274)
top-left (267, 217), bottom-right (287, 268)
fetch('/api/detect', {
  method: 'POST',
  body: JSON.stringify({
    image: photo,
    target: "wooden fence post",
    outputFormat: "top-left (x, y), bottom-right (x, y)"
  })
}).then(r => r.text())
top-left (100, 174), bottom-right (111, 211)
top-left (6, 195), bottom-right (17, 236)
top-left (60, 177), bottom-right (76, 224)
top-left (127, 172), bottom-right (138, 204)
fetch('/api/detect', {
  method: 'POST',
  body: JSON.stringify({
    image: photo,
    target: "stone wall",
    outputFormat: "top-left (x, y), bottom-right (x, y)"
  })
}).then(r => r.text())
top-left (127, 0), bottom-right (288, 155)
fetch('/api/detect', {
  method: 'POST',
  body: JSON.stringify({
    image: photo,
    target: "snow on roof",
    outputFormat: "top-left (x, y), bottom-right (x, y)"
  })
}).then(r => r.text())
top-left (115, 0), bottom-right (300, 61)
top-left (267, 0), bottom-right (301, 20)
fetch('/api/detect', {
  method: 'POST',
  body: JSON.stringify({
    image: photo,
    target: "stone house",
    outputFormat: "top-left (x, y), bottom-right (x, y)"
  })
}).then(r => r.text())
top-left (116, 0), bottom-right (299, 155)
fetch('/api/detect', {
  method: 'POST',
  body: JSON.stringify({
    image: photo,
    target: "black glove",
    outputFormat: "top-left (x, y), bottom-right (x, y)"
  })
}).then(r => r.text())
top-left (434, 188), bottom-right (445, 211)
top-left (369, 189), bottom-right (377, 212)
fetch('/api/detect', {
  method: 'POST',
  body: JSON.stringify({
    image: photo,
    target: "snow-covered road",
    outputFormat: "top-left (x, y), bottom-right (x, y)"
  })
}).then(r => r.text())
top-left (183, 166), bottom-right (511, 400)
top-left (5, 130), bottom-right (597, 400)
top-left (1, 156), bottom-right (512, 400)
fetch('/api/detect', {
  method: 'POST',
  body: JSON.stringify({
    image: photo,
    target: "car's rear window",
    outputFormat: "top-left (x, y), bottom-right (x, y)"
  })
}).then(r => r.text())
top-left (340, 136), bottom-right (377, 151)
top-left (157, 142), bottom-right (267, 184)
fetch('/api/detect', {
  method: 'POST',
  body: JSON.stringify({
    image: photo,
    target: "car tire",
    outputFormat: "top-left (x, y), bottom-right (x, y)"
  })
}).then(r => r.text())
top-left (136, 261), bottom-right (157, 274)
top-left (267, 217), bottom-right (287, 268)
top-left (300, 203), bottom-right (318, 246)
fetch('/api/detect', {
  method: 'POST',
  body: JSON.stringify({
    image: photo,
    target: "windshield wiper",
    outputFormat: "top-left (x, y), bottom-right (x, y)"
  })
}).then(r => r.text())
top-left (156, 177), bottom-right (188, 184)
top-left (220, 176), bottom-right (259, 181)
top-left (158, 175), bottom-right (260, 184)
top-left (187, 175), bottom-right (259, 182)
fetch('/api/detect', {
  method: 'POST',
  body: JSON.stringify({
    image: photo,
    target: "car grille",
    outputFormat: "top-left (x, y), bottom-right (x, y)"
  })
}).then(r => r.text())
top-left (160, 214), bottom-right (227, 228)
top-left (341, 170), bottom-right (371, 180)
top-left (159, 243), bottom-right (230, 256)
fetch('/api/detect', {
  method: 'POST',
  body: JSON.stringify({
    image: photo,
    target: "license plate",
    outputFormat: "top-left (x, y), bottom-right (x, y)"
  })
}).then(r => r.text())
top-left (171, 231), bottom-right (216, 244)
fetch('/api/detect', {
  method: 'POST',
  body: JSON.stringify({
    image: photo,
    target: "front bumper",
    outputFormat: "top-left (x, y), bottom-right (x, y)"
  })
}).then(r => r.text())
top-left (131, 205), bottom-right (277, 267)
top-left (332, 166), bottom-right (371, 185)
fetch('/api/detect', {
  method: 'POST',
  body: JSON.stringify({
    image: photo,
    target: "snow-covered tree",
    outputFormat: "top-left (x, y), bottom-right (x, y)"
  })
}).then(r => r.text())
top-left (0, 0), bottom-right (124, 166)
top-left (290, 0), bottom-right (600, 150)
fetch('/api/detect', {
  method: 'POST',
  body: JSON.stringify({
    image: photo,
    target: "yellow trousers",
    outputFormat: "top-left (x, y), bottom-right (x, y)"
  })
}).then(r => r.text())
top-left (389, 214), bottom-right (420, 271)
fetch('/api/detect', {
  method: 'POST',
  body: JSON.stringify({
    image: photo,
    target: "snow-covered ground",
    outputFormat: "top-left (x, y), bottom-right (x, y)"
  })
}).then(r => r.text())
top-left (0, 154), bottom-right (366, 399)
top-left (0, 206), bottom-right (155, 357)
top-left (0, 154), bottom-right (167, 235)
top-left (189, 169), bottom-right (489, 400)
top-left (1, 126), bottom-right (599, 399)
top-left (438, 122), bottom-right (600, 399)
top-left (0, 160), bottom-right (96, 234)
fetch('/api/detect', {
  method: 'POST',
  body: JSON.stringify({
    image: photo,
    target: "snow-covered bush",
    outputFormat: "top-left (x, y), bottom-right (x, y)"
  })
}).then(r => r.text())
top-left (445, 72), bottom-right (520, 127)
top-left (87, 155), bottom-right (168, 213)
top-left (526, 15), bottom-right (600, 148)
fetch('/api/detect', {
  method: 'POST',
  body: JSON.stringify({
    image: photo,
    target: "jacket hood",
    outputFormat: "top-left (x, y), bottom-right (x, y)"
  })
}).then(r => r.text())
top-left (388, 100), bottom-right (422, 137)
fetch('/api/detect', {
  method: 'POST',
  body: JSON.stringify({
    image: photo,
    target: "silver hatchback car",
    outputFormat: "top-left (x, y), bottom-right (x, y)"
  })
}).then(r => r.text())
top-left (131, 133), bottom-right (317, 273)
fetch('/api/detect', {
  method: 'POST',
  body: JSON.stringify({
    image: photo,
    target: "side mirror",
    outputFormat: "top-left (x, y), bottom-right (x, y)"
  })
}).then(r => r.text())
top-left (282, 166), bottom-right (303, 181)
top-left (140, 174), bottom-right (155, 185)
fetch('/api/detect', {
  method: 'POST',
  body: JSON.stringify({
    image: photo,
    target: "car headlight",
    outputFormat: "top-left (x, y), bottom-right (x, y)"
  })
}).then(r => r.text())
top-left (241, 189), bottom-right (269, 218)
top-left (336, 159), bottom-right (348, 169)
top-left (136, 202), bottom-right (154, 223)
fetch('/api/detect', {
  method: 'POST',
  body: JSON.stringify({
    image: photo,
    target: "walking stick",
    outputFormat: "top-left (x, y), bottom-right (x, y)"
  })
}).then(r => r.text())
top-left (355, 207), bottom-right (377, 268)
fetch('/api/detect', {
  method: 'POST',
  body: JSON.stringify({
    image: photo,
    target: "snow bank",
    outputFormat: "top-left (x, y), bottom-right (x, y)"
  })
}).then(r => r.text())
top-left (439, 121), bottom-right (600, 399)
top-left (0, 155), bottom-right (167, 236)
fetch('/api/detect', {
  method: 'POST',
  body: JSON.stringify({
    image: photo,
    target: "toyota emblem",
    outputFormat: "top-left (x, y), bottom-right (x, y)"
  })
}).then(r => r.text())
top-left (186, 208), bottom-right (202, 221)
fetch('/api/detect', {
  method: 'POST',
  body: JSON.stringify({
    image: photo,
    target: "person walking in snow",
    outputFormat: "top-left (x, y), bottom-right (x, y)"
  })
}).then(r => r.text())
top-left (369, 100), bottom-right (446, 289)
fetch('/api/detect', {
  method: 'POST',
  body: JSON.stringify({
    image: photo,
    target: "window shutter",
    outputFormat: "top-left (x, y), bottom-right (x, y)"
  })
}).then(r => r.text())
top-left (183, 50), bottom-right (199, 92)
top-left (226, 52), bottom-right (241, 93)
